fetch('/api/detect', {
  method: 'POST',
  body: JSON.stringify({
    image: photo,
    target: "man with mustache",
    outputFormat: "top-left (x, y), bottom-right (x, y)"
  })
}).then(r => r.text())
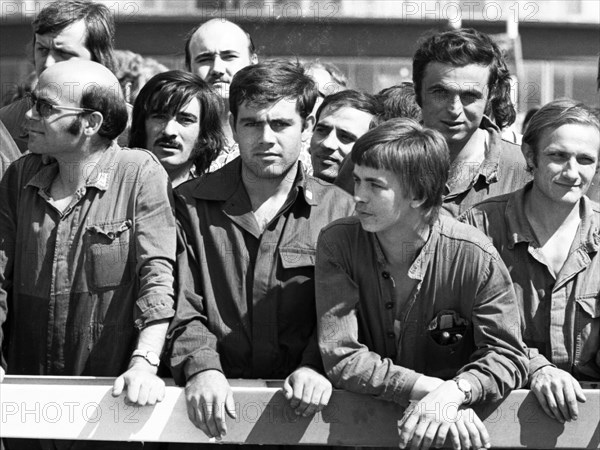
top-left (309, 90), bottom-right (380, 183)
top-left (412, 28), bottom-right (530, 217)
top-left (184, 19), bottom-right (258, 171)
top-left (167, 61), bottom-right (354, 441)
top-left (129, 70), bottom-right (225, 187)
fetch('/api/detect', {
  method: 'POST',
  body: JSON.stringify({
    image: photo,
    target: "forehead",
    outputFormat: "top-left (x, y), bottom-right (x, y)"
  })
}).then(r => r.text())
top-left (539, 123), bottom-right (600, 156)
top-left (422, 62), bottom-right (490, 91)
top-left (35, 19), bottom-right (88, 47)
top-left (319, 105), bottom-right (373, 126)
top-left (37, 69), bottom-right (81, 103)
top-left (190, 23), bottom-right (249, 54)
top-left (237, 97), bottom-right (301, 120)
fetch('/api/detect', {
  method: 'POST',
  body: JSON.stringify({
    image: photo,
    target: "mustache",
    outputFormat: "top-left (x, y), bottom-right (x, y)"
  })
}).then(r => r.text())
top-left (154, 137), bottom-right (182, 149)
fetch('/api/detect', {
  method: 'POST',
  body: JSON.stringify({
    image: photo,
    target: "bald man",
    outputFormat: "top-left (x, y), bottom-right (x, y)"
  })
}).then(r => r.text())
top-left (184, 19), bottom-right (258, 170)
top-left (0, 61), bottom-right (176, 446)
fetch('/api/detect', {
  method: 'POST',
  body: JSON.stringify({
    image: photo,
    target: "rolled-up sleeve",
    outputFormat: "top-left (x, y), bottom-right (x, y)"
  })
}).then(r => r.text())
top-left (166, 197), bottom-right (223, 386)
top-left (316, 228), bottom-right (420, 407)
top-left (133, 161), bottom-right (176, 329)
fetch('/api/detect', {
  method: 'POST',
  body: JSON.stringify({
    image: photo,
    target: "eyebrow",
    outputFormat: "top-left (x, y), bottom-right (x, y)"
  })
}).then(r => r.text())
top-left (178, 112), bottom-right (198, 120)
top-left (352, 172), bottom-right (387, 184)
top-left (194, 50), bottom-right (240, 60)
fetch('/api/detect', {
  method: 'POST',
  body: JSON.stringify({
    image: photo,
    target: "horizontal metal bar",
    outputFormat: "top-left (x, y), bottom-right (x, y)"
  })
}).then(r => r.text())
top-left (1, 377), bottom-right (598, 448)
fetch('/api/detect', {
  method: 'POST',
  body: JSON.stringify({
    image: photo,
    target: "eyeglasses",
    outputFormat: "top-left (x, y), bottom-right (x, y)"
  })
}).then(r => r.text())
top-left (28, 93), bottom-right (96, 118)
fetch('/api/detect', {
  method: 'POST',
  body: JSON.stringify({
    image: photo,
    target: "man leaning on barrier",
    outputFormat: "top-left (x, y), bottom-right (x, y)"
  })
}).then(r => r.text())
top-left (316, 119), bottom-right (529, 450)
top-left (462, 99), bottom-right (600, 424)
top-left (167, 60), bottom-right (354, 442)
top-left (0, 60), bottom-right (176, 450)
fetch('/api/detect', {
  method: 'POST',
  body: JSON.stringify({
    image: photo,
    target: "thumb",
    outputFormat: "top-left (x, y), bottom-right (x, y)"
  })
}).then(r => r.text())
top-left (282, 376), bottom-right (293, 400)
top-left (112, 375), bottom-right (125, 397)
top-left (225, 391), bottom-right (237, 419)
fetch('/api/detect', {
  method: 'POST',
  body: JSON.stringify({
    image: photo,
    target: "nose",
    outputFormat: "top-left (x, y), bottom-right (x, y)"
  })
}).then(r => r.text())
top-left (259, 124), bottom-right (276, 145)
top-left (446, 94), bottom-right (463, 116)
top-left (163, 118), bottom-right (179, 136)
top-left (353, 182), bottom-right (368, 204)
top-left (563, 157), bottom-right (580, 180)
top-left (211, 56), bottom-right (225, 76)
top-left (25, 102), bottom-right (39, 120)
top-left (42, 53), bottom-right (56, 71)
top-left (321, 129), bottom-right (339, 151)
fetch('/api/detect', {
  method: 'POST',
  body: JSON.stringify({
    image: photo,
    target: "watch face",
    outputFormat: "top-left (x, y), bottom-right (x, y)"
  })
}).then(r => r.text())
top-left (146, 352), bottom-right (160, 366)
top-left (458, 379), bottom-right (471, 392)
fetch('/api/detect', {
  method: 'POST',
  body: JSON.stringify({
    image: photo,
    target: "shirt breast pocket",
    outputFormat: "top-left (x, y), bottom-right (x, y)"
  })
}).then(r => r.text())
top-left (85, 219), bottom-right (133, 291)
top-left (279, 247), bottom-right (316, 271)
top-left (575, 294), bottom-right (600, 367)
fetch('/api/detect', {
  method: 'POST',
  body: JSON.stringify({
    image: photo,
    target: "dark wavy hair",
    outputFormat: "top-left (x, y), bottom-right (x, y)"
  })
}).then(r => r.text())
top-left (314, 89), bottom-right (381, 124)
top-left (412, 28), bottom-right (515, 129)
top-left (374, 82), bottom-right (422, 124)
top-left (229, 60), bottom-right (317, 123)
top-left (129, 70), bottom-right (225, 175)
top-left (522, 98), bottom-right (600, 171)
top-left (32, 0), bottom-right (116, 73)
top-left (351, 118), bottom-right (450, 223)
top-left (184, 19), bottom-right (257, 72)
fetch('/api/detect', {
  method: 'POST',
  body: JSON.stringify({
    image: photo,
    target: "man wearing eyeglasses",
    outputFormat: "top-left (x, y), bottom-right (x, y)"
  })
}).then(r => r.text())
top-left (0, 60), bottom-right (176, 450)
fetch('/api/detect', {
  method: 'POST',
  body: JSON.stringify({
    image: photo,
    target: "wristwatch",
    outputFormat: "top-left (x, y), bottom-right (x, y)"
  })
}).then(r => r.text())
top-left (452, 377), bottom-right (472, 405)
top-left (131, 349), bottom-right (160, 367)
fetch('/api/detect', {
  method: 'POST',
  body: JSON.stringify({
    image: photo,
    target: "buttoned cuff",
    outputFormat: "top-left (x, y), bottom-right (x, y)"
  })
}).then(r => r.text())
top-left (134, 293), bottom-right (175, 329)
top-left (380, 368), bottom-right (420, 407)
top-left (457, 371), bottom-right (484, 405)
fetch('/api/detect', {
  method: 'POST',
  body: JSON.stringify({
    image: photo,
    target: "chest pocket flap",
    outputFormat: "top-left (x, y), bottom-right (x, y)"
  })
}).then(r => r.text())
top-left (279, 247), bottom-right (316, 269)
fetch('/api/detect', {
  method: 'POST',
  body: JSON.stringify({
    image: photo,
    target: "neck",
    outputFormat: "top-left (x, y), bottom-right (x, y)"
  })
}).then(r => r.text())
top-left (242, 162), bottom-right (299, 212)
top-left (167, 162), bottom-right (194, 188)
top-left (449, 128), bottom-right (486, 164)
top-left (53, 141), bottom-right (109, 193)
top-left (376, 217), bottom-right (430, 266)
top-left (525, 184), bottom-right (581, 236)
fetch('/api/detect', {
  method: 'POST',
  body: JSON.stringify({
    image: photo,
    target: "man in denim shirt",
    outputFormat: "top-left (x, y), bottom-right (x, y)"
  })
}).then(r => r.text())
top-left (316, 119), bottom-right (528, 450)
top-left (462, 100), bottom-right (600, 424)
top-left (0, 61), bottom-right (176, 448)
top-left (168, 61), bottom-right (354, 441)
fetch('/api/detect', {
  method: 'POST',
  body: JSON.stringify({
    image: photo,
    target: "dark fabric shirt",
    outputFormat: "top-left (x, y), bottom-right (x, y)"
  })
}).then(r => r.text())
top-left (334, 116), bottom-right (531, 218)
top-left (316, 215), bottom-right (528, 407)
top-left (461, 184), bottom-right (600, 380)
top-left (0, 144), bottom-right (176, 375)
top-left (168, 158), bottom-right (355, 384)
top-left (0, 119), bottom-right (21, 180)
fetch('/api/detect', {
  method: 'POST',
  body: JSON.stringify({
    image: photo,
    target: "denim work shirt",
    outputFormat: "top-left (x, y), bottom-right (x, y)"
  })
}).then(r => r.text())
top-left (461, 184), bottom-right (600, 380)
top-left (0, 144), bottom-right (176, 375)
top-left (168, 158), bottom-right (354, 384)
top-left (316, 215), bottom-right (528, 407)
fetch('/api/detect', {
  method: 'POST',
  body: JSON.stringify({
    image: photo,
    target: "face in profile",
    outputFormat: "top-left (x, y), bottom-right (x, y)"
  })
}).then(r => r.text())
top-left (527, 123), bottom-right (599, 206)
top-left (420, 62), bottom-right (490, 151)
top-left (232, 98), bottom-right (311, 180)
top-left (352, 164), bottom-right (422, 234)
top-left (310, 106), bottom-right (373, 183)
top-left (34, 19), bottom-right (93, 76)
top-left (144, 98), bottom-right (201, 174)
top-left (188, 21), bottom-right (256, 99)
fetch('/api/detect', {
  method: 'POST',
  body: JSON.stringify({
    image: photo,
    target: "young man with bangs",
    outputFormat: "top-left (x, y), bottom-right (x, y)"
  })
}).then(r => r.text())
top-left (129, 70), bottom-right (225, 187)
top-left (462, 99), bottom-right (600, 424)
top-left (167, 61), bottom-right (354, 441)
top-left (316, 119), bottom-right (528, 450)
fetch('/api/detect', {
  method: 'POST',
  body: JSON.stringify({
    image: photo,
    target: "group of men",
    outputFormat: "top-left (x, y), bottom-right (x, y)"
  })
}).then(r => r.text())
top-left (0, 1), bottom-right (598, 450)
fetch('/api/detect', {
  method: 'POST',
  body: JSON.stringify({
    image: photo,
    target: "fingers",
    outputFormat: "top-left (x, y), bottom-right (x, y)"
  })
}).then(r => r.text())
top-left (112, 375), bottom-right (125, 397)
top-left (532, 385), bottom-right (557, 421)
top-left (398, 411), bottom-right (419, 449)
top-left (563, 382), bottom-right (580, 421)
top-left (432, 422), bottom-right (451, 449)
top-left (446, 423), bottom-right (461, 450)
top-left (225, 390), bottom-right (237, 419)
top-left (573, 379), bottom-right (587, 403)
top-left (408, 420), bottom-right (431, 450)
top-left (454, 417), bottom-right (471, 450)
top-left (471, 411), bottom-right (491, 449)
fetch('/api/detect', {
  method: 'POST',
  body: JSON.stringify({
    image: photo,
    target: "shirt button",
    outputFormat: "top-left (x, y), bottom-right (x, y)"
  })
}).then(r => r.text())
top-left (387, 331), bottom-right (395, 338)
top-left (385, 302), bottom-right (393, 309)
top-left (382, 271), bottom-right (390, 279)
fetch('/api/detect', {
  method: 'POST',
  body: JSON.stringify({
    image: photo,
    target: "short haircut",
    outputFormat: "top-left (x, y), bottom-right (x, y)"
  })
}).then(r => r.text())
top-left (80, 84), bottom-right (128, 141)
top-left (304, 60), bottom-right (348, 95)
top-left (412, 28), bottom-right (515, 129)
top-left (314, 89), bottom-right (381, 124)
top-left (229, 60), bottom-right (317, 123)
top-left (373, 82), bottom-right (422, 125)
top-left (32, 0), bottom-right (116, 73)
top-left (351, 118), bottom-right (449, 223)
top-left (522, 99), bottom-right (600, 170)
top-left (129, 70), bottom-right (226, 175)
top-left (114, 49), bottom-right (169, 103)
top-left (184, 19), bottom-right (257, 72)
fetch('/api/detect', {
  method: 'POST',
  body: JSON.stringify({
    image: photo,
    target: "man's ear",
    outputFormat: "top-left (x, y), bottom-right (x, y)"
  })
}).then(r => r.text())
top-left (83, 111), bottom-right (104, 136)
top-left (250, 53), bottom-right (258, 65)
top-left (301, 115), bottom-right (315, 143)
top-left (522, 142), bottom-right (536, 172)
top-left (229, 112), bottom-right (238, 143)
top-left (410, 196), bottom-right (427, 209)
